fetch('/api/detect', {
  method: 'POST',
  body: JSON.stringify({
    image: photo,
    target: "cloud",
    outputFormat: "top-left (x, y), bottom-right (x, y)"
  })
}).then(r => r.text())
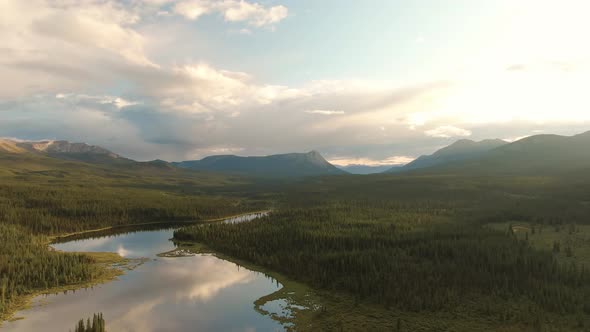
top-left (173, 0), bottom-right (288, 27)
top-left (329, 156), bottom-right (415, 167)
top-left (56, 93), bottom-right (140, 109)
top-left (145, 63), bottom-right (305, 114)
top-left (504, 135), bottom-right (530, 142)
top-left (304, 110), bottom-right (345, 115)
top-left (111, 97), bottom-right (141, 109)
top-left (425, 126), bottom-right (472, 138)
top-left (506, 64), bottom-right (527, 72)
top-left (3, 1), bottom-right (590, 165)
top-left (0, 0), bottom-right (156, 98)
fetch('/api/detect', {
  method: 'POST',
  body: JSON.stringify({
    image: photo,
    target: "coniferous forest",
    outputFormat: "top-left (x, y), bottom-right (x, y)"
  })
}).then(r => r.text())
top-left (175, 174), bottom-right (590, 330)
top-left (2, 152), bottom-right (590, 330)
top-left (72, 313), bottom-right (105, 332)
top-left (4, 1), bottom-right (590, 331)
top-left (0, 153), bottom-right (259, 321)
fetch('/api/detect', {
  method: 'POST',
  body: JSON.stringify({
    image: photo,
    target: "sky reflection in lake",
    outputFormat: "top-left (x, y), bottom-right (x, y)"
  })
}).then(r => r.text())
top-left (3, 225), bottom-right (284, 332)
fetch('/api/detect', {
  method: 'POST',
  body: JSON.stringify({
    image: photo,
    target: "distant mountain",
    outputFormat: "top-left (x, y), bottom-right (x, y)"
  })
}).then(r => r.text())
top-left (1, 139), bottom-right (346, 178)
top-left (0, 139), bottom-right (133, 165)
top-left (386, 139), bottom-right (507, 173)
top-left (17, 140), bottom-right (119, 156)
top-left (436, 131), bottom-right (590, 175)
top-left (339, 164), bottom-right (401, 174)
top-left (0, 139), bottom-right (27, 153)
top-left (173, 151), bottom-right (347, 177)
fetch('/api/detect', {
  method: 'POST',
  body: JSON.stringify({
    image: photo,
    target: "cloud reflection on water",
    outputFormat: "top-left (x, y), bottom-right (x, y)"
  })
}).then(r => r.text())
top-left (6, 229), bottom-right (284, 332)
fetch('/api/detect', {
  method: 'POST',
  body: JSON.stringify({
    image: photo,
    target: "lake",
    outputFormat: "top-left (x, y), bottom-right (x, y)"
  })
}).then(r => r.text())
top-left (2, 213), bottom-right (291, 332)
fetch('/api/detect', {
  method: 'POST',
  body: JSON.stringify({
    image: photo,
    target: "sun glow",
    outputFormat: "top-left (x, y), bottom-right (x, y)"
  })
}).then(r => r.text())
top-left (426, 0), bottom-right (590, 128)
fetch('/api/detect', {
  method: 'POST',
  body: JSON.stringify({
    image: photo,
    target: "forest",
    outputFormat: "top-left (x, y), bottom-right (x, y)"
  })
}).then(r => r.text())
top-left (175, 173), bottom-right (590, 331)
top-left (3, 150), bottom-right (590, 330)
top-left (0, 153), bottom-right (261, 321)
top-left (72, 313), bottom-right (105, 332)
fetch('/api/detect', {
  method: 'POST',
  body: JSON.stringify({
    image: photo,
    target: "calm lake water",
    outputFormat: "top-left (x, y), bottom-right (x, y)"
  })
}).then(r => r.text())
top-left (3, 213), bottom-right (289, 332)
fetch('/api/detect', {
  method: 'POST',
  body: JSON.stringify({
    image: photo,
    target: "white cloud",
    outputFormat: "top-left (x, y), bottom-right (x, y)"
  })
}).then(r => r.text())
top-left (504, 135), bottom-right (530, 142)
top-left (3, 0), bottom-right (590, 163)
top-left (0, 0), bottom-right (156, 98)
top-left (173, 0), bottom-right (288, 27)
top-left (187, 146), bottom-right (245, 159)
top-left (148, 63), bottom-right (305, 114)
top-left (103, 97), bottom-right (140, 109)
top-left (425, 126), bottom-right (472, 138)
top-left (54, 93), bottom-right (140, 109)
top-left (329, 156), bottom-right (415, 167)
top-left (304, 110), bottom-right (345, 115)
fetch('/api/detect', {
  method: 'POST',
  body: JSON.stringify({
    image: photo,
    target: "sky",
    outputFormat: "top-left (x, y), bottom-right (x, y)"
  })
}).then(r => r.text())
top-left (1, 0), bottom-right (590, 165)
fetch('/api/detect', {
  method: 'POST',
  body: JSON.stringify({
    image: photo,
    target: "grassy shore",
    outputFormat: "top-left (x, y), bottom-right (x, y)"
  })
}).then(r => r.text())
top-left (1, 252), bottom-right (128, 324)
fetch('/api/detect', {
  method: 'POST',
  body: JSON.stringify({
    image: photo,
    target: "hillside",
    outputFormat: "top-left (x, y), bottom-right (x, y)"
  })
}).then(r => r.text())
top-left (173, 151), bottom-right (347, 177)
top-left (435, 131), bottom-right (590, 175)
top-left (0, 139), bottom-right (134, 165)
top-left (0, 139), bottom-right (27, 153)
top-left (387, 139), bottom-right (507, 173)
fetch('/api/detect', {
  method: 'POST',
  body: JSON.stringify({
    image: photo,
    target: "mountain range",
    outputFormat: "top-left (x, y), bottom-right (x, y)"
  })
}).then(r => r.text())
top-left (3, 130), bottom-right (590, 178)
top-left (0, 139), bottom-right (346, 178)
top-left (387, 131), bottom-right (590, 175)
top-left (432, 131), bottom-right (590, 175)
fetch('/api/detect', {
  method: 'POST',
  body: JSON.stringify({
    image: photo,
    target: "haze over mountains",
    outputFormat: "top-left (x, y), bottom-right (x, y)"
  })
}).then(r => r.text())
top-left (2, 130), bottom-right (590, 178)
top-left (338, 164), bottom-right (398, 175)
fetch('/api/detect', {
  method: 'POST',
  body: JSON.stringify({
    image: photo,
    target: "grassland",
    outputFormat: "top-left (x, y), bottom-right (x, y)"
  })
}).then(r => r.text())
top-left (489, 222), bottom-right (590, 267)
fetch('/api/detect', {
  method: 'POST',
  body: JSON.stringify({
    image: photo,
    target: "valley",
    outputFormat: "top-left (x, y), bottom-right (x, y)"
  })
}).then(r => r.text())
top-left (2, 131), bottom-right (590, 331)
top-left (3, 3), bottom-right (589, 330)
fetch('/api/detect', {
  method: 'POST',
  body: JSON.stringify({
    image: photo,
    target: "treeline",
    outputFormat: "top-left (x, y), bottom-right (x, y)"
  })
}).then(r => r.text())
top-left (73, 313), bottom-right (105, 332)
top-left (175, 206), bottom-right (590, 315)
top-left (175, 174), bottom-right (590, 329)
top-left (0, 183), bottom-right (259, 235)
top-left (0, 156), bottom-right (265, 322)
top-left (0, 224), bottom-right (104, 319)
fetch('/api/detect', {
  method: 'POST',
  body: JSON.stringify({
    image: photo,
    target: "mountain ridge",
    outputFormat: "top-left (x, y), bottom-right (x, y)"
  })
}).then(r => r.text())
top-left (5, 130), bottom-right (590, 178)
top-left (396, 130), bottom-right (590, 175)
top-left (386, 138), bottom-right (507, 173)
top-left (174, 150), bottom-right (347, 177)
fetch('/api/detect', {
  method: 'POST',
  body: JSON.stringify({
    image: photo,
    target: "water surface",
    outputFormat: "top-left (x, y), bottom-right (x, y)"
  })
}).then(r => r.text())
top-left (3, 213), bottom-right (286, 332)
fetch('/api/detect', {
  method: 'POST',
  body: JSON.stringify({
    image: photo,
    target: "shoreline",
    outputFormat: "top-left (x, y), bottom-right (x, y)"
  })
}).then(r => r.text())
top-left (1, 210), bottom-right (271, 326)
top-left (170, 241), bottom-right (322, 331)
top-left (49, 210), bottom-right (272, 244)
top-left (0, 252), bottom-right (130, 325)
